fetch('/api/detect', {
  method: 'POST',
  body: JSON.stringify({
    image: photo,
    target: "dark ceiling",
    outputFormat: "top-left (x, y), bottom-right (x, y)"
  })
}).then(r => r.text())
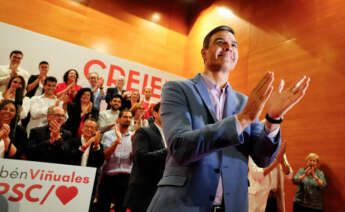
top-left (74, 0), bottom-right (217, 34)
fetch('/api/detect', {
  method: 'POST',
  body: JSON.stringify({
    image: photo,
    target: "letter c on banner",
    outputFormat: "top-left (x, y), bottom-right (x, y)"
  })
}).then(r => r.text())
top-left (84, 59), bottom-right (106, 78)
top-left (25, 184), bottom-right (42, 202)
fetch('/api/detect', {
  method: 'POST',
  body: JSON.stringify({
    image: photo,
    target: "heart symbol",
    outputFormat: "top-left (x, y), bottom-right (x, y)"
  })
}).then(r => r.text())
top-left (55, 185), bottom-right (78, 205)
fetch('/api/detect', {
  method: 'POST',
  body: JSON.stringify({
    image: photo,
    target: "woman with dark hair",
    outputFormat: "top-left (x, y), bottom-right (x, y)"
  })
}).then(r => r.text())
top-left (0, 75), bottom-right (30, 120)
top-left (55, 69), bottom-right (82, 102)
top-left (65, 88), bottom-right (99, 137)
top-left (0, 100), bottom-right (28, 159)
top-left (293, 153), bottom-right (327, 212)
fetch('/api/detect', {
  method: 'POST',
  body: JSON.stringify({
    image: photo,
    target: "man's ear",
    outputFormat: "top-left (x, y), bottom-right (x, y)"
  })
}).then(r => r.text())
top-left (201, 48), bottom-right (207, 64)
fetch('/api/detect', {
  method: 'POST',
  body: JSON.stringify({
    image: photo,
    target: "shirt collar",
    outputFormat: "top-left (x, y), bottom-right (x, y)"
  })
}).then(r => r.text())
top-left (201, 73), bottom-right (230, 92)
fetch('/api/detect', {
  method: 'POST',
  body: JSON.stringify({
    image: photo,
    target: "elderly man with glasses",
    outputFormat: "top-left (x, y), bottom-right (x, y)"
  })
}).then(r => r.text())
top-left (27, 105), bottom-right (73, 164)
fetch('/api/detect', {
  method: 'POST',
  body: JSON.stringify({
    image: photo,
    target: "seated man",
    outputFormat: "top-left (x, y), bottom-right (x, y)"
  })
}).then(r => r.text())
top-left (66, 118), bottom-right (104, 167)
top-left (27, 106), bottom-right (72, 164)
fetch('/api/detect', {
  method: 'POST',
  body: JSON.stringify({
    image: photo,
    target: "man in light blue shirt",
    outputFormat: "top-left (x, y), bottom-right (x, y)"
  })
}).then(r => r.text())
top-left (97, 110), bottom-right (132, 212)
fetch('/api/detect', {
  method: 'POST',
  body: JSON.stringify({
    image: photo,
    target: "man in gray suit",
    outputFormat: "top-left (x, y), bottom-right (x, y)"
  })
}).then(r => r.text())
top-left (147, 26), bottom-right (309, 212)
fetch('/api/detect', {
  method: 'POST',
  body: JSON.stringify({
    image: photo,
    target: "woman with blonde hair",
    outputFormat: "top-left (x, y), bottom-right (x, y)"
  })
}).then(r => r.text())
top-left (293, 153), bottom-right (327, 212)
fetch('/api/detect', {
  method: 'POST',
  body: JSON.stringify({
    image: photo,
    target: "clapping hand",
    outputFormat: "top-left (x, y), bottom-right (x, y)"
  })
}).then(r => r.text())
top-left (49, 120), bottom-right (62, 144)
top-left (267, 76), bottom-right (310, 119)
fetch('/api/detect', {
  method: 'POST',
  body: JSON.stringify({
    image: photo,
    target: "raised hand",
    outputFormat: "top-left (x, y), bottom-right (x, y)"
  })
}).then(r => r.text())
top-left (98, 77), bottom-right (104, 88)
top-left (267, 76), bottom-right (310, 119)
top-left (237, 72), bottom-right (274, 128)
top-left (0, 124), bottom-right (11, 139)
top-left (114, 123), bottom-right (122, 144)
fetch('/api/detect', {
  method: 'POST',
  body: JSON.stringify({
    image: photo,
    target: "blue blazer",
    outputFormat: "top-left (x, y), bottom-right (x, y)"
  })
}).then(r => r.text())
top-left (147, 74), bottom-right (281, 212)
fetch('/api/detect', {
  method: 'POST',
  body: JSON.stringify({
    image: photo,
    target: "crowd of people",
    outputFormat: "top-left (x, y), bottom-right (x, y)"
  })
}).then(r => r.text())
top-left (0, 23), bottom-right (326, 212)
top-left (0, 50), bottom-right (163, 212)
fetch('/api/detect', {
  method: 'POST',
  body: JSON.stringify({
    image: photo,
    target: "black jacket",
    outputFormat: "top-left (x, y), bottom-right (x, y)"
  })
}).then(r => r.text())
top-left (124, 123), bottom-right (167, 211)
top-left (27, 125), bottom-right (73, 164)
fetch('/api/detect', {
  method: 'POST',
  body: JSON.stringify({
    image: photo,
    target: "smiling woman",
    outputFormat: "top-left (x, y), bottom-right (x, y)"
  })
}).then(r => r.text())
top-left (293, 153), bottom-right (327, 212)
top-left (0, 100), bottom-right (28, 159)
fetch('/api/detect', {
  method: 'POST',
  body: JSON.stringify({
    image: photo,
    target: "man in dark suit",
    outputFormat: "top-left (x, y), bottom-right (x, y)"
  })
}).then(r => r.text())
top-left (65, 118), bottom-right (105, 212)
top-left (124, 102), bottom-right (167, 212)
top-left (147, 26), bottom-right (310, 212)
top-left (27, 105), bottom-right (72, 164)
top-left (66, 118), bottom-right (104, 167)
top-left (105, 75), bottom-right (126, 108)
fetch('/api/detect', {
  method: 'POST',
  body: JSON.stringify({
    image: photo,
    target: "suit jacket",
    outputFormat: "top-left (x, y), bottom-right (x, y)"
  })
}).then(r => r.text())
top-left (105, 87), bottom-right (126, 105)
top-left (65, 137), bottom-right (105, 167)
top-left (27, 125), bottom-right (73, 164)
top-left (124, 123), bottom-right (167, 211)
top-left (147, 74), bottom-right (281, 212)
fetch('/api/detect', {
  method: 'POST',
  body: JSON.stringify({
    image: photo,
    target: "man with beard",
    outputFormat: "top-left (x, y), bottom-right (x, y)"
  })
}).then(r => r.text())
top-left (96, 110), bottom-right (133, 212)
top-left (98, 94), bottom-right (122, 133)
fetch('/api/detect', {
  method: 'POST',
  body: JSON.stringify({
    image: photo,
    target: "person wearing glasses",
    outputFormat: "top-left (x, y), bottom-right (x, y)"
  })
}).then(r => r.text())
top-left (27, 105), bottom-right (73, 164)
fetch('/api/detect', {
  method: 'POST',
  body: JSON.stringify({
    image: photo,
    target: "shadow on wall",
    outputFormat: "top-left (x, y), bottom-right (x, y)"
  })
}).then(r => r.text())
top-left (320, 164), bottom-right (345, 211)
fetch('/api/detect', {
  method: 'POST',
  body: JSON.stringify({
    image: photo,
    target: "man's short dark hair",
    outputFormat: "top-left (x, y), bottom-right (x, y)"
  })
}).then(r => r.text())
top-left (111, 94), bottom-right (123, 102)
top-left (44, 76), bottom-right (57, 85)
top-left (39, 61), bottom-right (49, 66)
top-left (203, 26), bottom-right (235, 49)
top-left (10, 50), bottom-right (23, 57)
top-left (119, 109), bottom-right (131, 118)
top-left (153, 102), bottom-right (160, 113)
top-left (84, 117), bottom-right (98, 126)
top-left (63, 69), bottom-right (79, 83)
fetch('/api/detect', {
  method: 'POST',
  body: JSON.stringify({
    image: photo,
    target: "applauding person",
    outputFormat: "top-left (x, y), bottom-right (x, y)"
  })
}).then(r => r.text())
top-left (293, 153), bottom-right (327, 212)
top-left (0, 100), bottom-right (27, 158)
top-left (65, 88), bottom-right (99, 137)
top-left (27, 106), bottom-right (73, 164)
top-left (55, 69), bottom-right (82, 103)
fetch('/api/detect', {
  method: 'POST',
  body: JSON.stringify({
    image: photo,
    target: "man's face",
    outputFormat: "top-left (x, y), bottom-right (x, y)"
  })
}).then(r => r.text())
top-left (47, 107), bottom-right (66, 125)
top-left (82, 120), bottom-right (98, 138)
top-left (44, 81), bottom-right (57, 96)
top-left (201, 30), bottom-right (238, 72)
top-left (144, 88), bottom-right (152, 99)
top-left (10, 53), bottom-right (22, 66)
top-left (39, 64), bottom-right (49, 76)
top-left (110, 97), bottom-right (122, 110)
top-left (117, 77), bottom-right (125, 88)
top-left (118, 111), bottom-right (132, 129)
top-left (88, 73), bottom-right (98, 87)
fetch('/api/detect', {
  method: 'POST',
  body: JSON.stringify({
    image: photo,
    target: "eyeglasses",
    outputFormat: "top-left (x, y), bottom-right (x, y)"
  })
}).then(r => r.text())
top-left (50, 114), bottom-right (66, 119)
top-left (83, 125), bottom-right (97, 130)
